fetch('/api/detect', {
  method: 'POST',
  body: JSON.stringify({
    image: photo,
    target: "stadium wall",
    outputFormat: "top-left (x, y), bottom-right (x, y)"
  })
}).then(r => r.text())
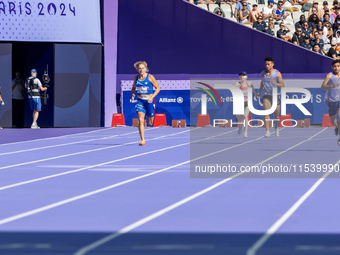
top-left (117, 0), bottom-right (333, 82)
top-left (104, 0), bottom-right (119, 126)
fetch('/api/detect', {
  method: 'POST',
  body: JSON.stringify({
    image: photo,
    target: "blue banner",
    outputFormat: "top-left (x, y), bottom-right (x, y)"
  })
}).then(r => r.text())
top-left (123, 90), bottom-right (191, 126)
top-left (123, 88), bottom-right (328, 126)
top-left (190, 88), bottom-right (328, 125)
top-left (0, 0), bottom-right (101, 43)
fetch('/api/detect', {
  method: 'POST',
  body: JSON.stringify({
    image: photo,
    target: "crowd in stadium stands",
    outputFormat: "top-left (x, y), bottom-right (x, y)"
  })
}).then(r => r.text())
top-left (186, 0), bottom-right (340, 59)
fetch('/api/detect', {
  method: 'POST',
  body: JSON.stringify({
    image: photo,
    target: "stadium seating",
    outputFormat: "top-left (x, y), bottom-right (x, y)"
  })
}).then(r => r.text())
top-left (224, 10), bottom-right (232, 18)
top-left (197, 4), bottom-right (208, 10)
top-left (208, 4), bottom-right (219, 12)
top-left (293, 15), bottom-right (301, 24)
top-left (292, 11), bottom-right (303, 19)
top-left (257, 4), bottom-right (266, 10)
top-left (191, 0), bottom-right (332, 56)
top-left (220, 4), bottom-right (231, 13)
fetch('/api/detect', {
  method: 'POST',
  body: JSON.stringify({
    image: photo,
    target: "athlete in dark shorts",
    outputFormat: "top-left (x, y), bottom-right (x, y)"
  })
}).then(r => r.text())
top-left (321, 59), bottom-right (340, 145)
top-left (256, 57), bottom-right (285, 137)
top-left (131, 61), bottom-right (160, 146)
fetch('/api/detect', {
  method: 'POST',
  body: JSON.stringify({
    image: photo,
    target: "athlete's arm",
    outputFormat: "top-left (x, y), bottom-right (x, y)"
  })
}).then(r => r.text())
top-left (131, 76), bottom-right (137, 99)
top-left (257, 81), bottom-right (264, 99)
top-left (271, 72), bottom-right (285, 87)
top-left (251, 83), bottom-right (257, 100)
top-left (321, 73), bottom-right (339, 90)
top-left (149, 74), bottom-right (161, 102)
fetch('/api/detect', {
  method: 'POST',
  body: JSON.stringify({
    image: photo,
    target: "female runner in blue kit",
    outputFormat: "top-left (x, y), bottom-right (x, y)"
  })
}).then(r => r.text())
top-left (131, 61), bottom-right (160, 146)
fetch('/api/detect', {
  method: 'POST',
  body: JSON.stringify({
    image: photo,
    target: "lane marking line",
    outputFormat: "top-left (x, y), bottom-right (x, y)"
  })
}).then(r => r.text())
top-left (0, 129), bottom-right (153, 157)
top-left (73, 128), bottom-right (327, 255)
top-left (0, 128), bottom-right (275, 228)
top-left (0, 128), bottom-right (115, 147)
top-left (0, 128), bottom-right (192, 172)
top-left (0, 128), bottom-right (205, 191)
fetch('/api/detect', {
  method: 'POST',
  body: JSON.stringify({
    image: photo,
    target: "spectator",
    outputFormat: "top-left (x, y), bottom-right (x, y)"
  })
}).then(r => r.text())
top-left (215, 0), bottom-right (226, 5)
top-left (308, 14), bottom-right (319, 30)
top-left (239, 2), bottom-right (252, 24)
top-left (327, 38), bottom-right (340, 58)
top-left (321, 1), bottom-right (330, 17)
top-left (218, 0), bottom-right (237, 11)
top-left (331, 0), bottom-right (339, 12)
top-left (253, 15), bottom-right (267, 30)
top-left (307, 7), bottom-right (317, 20)
top-left (12, 71), bottom-right (25, 128)
top-left (292, 27), bottom-right (304, 45)
top-left (274, 1), bottom-right (290, 24)
top-left (197, 0), bottom-right (214, 4)
top-left (332, 6), bottom-right (340, 28)
top-left (308, 1), bottom-right (323, 18)
top-left (335, 29), bottom-right (340, 44)
top-left (313, 20), bottom-right (324, 35)
top-left (295, 14), bottom-right (306, 29)
top-left (235, 0), bottom-right (251, 20)
top-left (262, 0), bottom-right (275, 24)
top-left (301, 35), bottom-right (313, 49)
top-left (333, 20), bottom-right (340, 35)
top-left (322, 29), bottom-right (331, 51)
top-left (324, 21), bottom-right (334, 41)
top-left (334, 30), bottom-right (340, 52)
top-left (213, 7), bottom-right (226, 17)
top-left (312, 43), bottom-right (324, 53)
top-left (249, 3), bottom-right (262, 23)
top-left (322, 12), bottom-right (334, 24)
top-left (187, 0), bottom-right (195, 3)
top-left (302, 21), bottom-right (314, 38)
top-left (283, 0), bottom-right (300, 13)
top-left (300, 0), bottom-right (313, 12)
top-left (277, 22), bottom-right (292, 41)
top-left (266, 22), bottom-right (276, 35)
top-left (266, 16), bottom-right (275, 27)
top-left (312, 31), bottom-right (327, 53)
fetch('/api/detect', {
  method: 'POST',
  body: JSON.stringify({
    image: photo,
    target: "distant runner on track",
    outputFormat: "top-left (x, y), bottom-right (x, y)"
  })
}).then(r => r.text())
top-left (131, 61), bottom-right (160, 146)
top-left (257, 56), bottom-right (285, 137)
top-left (235, 71), bottom-right (256, 138)
top-left (321, 59), bottom-right (340, 145)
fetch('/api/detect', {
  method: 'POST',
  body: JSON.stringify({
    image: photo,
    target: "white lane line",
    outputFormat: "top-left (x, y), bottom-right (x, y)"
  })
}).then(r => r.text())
top-left (246, 162), bottom-right (337, 254)
top-left (0, 129), bottom-right (154, 157)
top-left (73, 128), bottom-right (327, 255)
top-left (0, 128), bottom-right (205, 191)
top-left (0, 128), bottom-right (115, 147)
top-left (0, 128), bottom-right (192, 172)
top-left (0, 129), bottom-right (246, 223)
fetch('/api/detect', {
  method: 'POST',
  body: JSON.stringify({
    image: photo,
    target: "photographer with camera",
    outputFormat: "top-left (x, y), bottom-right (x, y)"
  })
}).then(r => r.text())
top-left (25, 69), bottom-right (47, 129)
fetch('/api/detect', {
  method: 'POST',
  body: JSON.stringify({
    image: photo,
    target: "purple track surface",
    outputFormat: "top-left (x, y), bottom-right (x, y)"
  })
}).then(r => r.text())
top-left (0, 127), bottom-right (339, 255)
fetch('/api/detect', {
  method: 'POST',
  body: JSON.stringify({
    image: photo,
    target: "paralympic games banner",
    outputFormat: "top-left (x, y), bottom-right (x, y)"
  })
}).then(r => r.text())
top-left (0, 0), bottom-right (101, 42)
